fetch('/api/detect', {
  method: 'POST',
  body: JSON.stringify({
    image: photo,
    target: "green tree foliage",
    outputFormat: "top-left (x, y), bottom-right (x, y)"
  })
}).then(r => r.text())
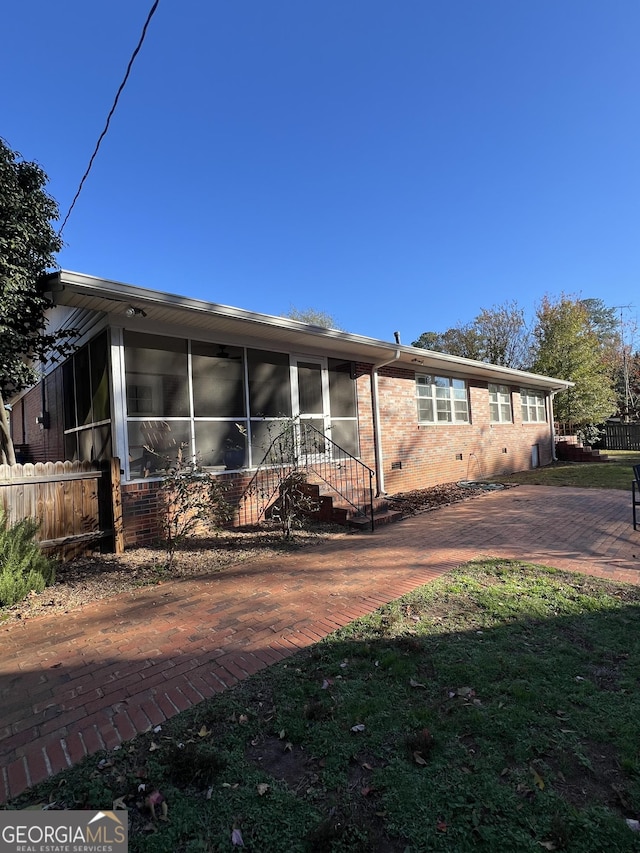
top-left (0, 139), bottom-right (73, 464)
top-left (284, 306), bottom-right (343, 329)
top-left (531, 295), bottom-right (617, 428)
top-left (412, 301), bottom-right (530, 368)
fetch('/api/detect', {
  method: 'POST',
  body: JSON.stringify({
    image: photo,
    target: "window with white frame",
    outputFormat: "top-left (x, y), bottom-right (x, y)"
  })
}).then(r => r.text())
top-left (520, 388), bottom-right (546, 423)
top-left (416, 375), bottom-right (469, 424)
top-left (489, 384), bottom-right (512, 423)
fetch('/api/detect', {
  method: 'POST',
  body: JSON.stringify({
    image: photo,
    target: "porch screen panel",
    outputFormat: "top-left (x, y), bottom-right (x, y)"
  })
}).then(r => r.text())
top-left (297, 362), bottom-right (323, 414)
top-left (191, 341), bottom-right (245, 417)
top-left (90, 332), bottom-right (110, 422)
top-left (74, 345), bottom-right (92, 425)
top-left (127, 419), bottom-right (191, 477)
top-left (328, 360), bottom-right (356, 417)
top-left (124, 332), bottom-right (189, 417)
top-left (328, 359), bottom-right (359, 456)
top-left (249, 419), bottom-right (295, 465)
top-left (247, 349), bottom-right (291, 417)
top-left (329, 420), bottom-right (359, 457)
top-left (195, 421), bottom-right (247, 468)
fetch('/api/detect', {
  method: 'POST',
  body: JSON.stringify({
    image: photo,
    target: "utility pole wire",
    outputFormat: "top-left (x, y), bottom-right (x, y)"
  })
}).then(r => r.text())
top-left (58, 0), bottom-right (161, 237)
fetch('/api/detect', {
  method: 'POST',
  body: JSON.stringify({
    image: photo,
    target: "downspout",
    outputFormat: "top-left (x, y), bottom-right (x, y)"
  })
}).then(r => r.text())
top-left (549, 390), bottom-right (557, 461)
top-left (371, 349), bottom-right (401, 496)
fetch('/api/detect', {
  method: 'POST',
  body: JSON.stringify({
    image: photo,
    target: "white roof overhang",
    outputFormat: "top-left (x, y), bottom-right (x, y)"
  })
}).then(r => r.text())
top-left (43, 270), bottom-right (572, 393)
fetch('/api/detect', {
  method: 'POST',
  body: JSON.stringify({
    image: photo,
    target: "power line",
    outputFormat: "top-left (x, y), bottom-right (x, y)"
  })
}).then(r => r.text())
top-left (58, 0), bottom-right (161, 237)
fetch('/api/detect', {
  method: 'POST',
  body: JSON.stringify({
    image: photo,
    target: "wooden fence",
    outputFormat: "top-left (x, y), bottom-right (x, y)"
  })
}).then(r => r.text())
top-left (0, 458), bottom-right (123, 560)
top-left (601, 422), bottom-right (640, 451)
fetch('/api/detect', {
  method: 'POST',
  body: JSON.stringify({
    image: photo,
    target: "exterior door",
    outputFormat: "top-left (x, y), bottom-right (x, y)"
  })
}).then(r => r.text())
top-left (291, 356), bottom-right (330, 453)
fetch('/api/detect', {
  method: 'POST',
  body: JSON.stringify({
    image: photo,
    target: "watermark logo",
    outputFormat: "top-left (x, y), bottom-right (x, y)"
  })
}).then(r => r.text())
top-left (0, 809), bottom-right (128, 853)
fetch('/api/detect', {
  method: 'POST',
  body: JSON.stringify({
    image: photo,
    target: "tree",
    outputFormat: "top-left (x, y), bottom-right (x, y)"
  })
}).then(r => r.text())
top-left (0, 139), bottom-right (71, 464)
top-left (474, 301), bottom-right (531, 369)
top-left (284, 306), bottom-right (343, 330)
top-left (412, 301), bottom-right (530, 368)
top-left (531, 295), bottom-right (616, 428)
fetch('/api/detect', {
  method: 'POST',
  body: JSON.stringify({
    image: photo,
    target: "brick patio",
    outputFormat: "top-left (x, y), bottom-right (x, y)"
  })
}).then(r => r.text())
top-left (1, 485), bottom-right (638, 803)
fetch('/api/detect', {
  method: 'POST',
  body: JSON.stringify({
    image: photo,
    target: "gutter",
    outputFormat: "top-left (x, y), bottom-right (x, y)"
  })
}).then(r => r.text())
top-left (371, 349), bottom-right (401, 496)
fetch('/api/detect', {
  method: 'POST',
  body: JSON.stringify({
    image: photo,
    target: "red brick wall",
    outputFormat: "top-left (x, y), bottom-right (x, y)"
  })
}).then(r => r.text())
top-left (121, 472), bottom-right (255, 548)
top-left (354, 365), bottom-right (553, 494)
top-left (10, 369), bottom-right (65, 462)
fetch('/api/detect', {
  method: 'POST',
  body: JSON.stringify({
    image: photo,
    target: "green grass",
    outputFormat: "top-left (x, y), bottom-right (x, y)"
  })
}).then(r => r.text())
top-left (492, 450), bottom-right (640, 490)
top-left (9, 560), bottom-right (640, 852)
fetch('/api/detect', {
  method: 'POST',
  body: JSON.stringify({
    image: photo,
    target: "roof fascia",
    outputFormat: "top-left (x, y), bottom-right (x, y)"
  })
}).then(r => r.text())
top-left (43, 270), bottom-right (572, 392)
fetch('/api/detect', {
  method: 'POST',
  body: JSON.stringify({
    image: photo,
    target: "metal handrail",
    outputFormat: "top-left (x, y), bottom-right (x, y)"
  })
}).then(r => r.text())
top-left (238, 420), bottom-right (376, 531)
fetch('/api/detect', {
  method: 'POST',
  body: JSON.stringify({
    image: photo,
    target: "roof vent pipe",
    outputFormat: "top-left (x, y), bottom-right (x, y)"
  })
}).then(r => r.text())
top-left (394, 331), bottom-right (401, 344)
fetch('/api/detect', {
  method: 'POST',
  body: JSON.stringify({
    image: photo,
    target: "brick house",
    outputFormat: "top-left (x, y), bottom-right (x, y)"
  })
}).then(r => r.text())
top-left (9, 270), bottom-right (570, 546)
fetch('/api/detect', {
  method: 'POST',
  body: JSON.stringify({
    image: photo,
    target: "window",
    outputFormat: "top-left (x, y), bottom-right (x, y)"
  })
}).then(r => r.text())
top-left (489, 384), bottom-right (512, 423)
top-left (521, 389), bottom-right (546, 423)
top-left (416, 375), bottom-right (469, 424)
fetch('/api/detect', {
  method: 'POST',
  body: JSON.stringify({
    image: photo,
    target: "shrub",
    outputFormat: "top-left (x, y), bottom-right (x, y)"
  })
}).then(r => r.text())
top-left (0, 509), bottom-right (56, 607)
top-left (157, 446), bottom-right (232, 569)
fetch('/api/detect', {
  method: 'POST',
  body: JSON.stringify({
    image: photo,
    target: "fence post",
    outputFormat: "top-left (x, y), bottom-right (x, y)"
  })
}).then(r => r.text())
top-left (111, 458), bottom-right (124, 554)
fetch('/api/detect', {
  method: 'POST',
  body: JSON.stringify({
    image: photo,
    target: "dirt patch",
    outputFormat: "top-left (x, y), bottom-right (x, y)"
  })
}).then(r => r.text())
top-left (246, 735), bottom-right (319, 792)
top-left (547, 740), bottom-right (630, 813)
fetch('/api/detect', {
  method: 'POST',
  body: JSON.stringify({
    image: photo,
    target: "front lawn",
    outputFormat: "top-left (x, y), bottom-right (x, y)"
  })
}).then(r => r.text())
top-left (9, 560), bottom-right (640, 852)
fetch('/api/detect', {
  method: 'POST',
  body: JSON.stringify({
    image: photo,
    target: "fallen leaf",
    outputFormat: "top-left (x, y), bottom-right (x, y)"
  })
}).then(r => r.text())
top-left (361, 762), bottom-right (373, 771)
top-left (198, 725), bottom-right (210, 738)
top-left (112, 796), bottom-right (127, 811)
top-left (149, 742), bottom-right (160, 752)
top-left (231, 827), bottom-right (244, 846)
top-left (238, 714), bottom-right (249, 725)
top-left (279, 729), bottom-right (286, 739)
top-left (530, 766), bottom-right (545, 790)
top-left (409, 678), bottom-right (426, 689)
top-left (625, 819), bottom-right (640, 832)
top-left (284, 741), bottom-right (293, 752)
top-left (413, 751), bottom-right (427, 766)
top-left (351, 724), bottom-right (366, 733)
top-left (256, 783), bottom-right (270, 796)
top-left (538, 842), bottom-right (556, 850)
top-left (456, 686), bottom-right (475, 697)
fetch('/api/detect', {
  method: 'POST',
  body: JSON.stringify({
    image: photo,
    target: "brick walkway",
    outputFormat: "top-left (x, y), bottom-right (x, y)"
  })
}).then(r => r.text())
top-left (1, 485), bottom-right (638, 803)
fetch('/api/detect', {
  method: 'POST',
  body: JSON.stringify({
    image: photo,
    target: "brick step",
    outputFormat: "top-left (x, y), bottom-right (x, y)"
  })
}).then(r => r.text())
top-left (271, 481), bottom-right (394, 530)
top-left (555, 440), bottom-right (609, 463)
top-left (347, 509), bottom-right (404, 530)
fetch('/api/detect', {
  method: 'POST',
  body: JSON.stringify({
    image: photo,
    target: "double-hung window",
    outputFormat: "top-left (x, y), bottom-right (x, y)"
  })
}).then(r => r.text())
top-left (416, 375), bottom-right (469, 424)
top-left (520, 388), bottom-right (546, 423)
top-left (489, 384), bottom-right (512, 423)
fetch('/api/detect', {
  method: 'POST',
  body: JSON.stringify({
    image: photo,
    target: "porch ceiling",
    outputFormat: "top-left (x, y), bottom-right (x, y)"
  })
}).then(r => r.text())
top-left (43, 270), bottom-right (571, 393)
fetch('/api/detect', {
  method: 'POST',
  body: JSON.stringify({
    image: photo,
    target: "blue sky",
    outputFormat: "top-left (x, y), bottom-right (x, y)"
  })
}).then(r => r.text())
top-left (2, 1), bottom-right (639, 344)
